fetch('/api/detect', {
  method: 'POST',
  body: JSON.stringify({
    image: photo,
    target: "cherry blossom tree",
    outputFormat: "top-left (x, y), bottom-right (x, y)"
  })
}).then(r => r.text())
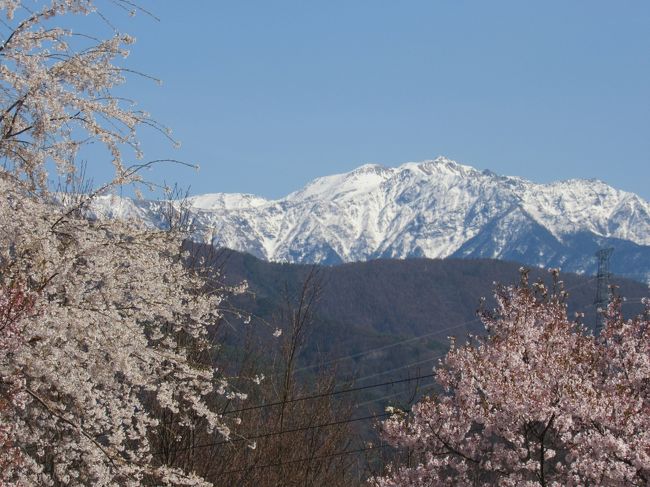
top-left (0, 174), bottom-right (253, 485)
top-left (0, 2), bottom-right (250, 485)
top-left (0, 0), bottom-right (172, 191)
top-left (372, 270), bottom-right (649, 486)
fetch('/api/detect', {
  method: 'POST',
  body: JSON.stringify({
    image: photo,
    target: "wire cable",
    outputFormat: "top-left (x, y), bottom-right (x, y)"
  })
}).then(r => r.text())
top-left (355, 383), bottom-right (437, 409)
top-left (355, 353), bottom-right (445, 383)
top-left (154, 412), bottom-right (394, 455)
top-left (221, 372), bottom-right (436, 416)
top-left (290, 317), bottom-right (480, 375)
top-left (218, 443), bottom-right (395, 475)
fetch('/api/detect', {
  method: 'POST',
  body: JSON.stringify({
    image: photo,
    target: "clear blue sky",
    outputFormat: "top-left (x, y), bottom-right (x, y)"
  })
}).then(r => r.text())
top-left (92, 1), bottom-right (649, 200)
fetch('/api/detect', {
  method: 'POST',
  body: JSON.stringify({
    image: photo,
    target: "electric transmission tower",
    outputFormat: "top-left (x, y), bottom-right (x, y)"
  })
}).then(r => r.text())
top-left (594, 247), bottom-right (614, 333)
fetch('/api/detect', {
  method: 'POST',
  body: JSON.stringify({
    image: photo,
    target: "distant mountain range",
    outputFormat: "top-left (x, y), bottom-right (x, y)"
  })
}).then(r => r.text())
top-left (92, 156), bottom-right (650, 282)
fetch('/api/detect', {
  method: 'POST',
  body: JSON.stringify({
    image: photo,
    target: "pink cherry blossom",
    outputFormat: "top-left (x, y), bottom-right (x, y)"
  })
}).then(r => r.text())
top-left (372, 270), bottom-right (649, 486)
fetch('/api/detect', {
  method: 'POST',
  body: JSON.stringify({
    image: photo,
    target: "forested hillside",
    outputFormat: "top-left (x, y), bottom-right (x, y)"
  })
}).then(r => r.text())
top-left (212, 247), bottom-right (648, 395)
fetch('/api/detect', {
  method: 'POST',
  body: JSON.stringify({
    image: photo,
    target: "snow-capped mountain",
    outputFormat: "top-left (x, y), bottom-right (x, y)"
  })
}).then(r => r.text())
top-left (91, 157), bottom-right (650, 283)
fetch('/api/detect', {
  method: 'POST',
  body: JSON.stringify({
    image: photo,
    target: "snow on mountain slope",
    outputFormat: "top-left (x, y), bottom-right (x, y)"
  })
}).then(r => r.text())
top-left (91, 157), bottom-right (650, 282)
top-left (187, 193), bottom-right (269, 211)
top-left (520, 179), bottom-right (650, 245)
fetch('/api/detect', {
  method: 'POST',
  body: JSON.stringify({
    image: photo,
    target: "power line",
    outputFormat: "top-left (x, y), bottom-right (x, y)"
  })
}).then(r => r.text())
top-left (153, 278), bottom-right (617, 463)
top-left (218, 443), bottom-right (395, 475)
top-left (355, 382), bottom-right (437, 409)
top-left (222, 372), bottom-right (436, 416)
top-left (162, 284), bottom-right (615, 438)
top-left (563, 277), bottom-right (597, 293)
top-left (154, 412), bottom-right (394, 456)
top-left (220, 296), bottom-right (606, 418)
top-left (155, 374), bottom-right (437, 455)
top-left (160, 357), bottom-right (441, 427)
top-left (296, 277), bottom-right (602, 377)
top-left (352, 286), bottom-right (613, 385)
top-left (156, 379), bottom-right (438, 456)
top-left (291, 317), bottom-right (480, 375)
top-left (355, 353), bottom-right (444, 383)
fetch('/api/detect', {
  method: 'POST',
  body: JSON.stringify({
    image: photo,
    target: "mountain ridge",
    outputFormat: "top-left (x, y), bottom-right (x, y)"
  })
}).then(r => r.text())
top-left (90, 156), bottom-right (650, 282)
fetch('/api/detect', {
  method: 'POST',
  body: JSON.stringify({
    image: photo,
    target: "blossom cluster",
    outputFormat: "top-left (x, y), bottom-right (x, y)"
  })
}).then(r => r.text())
top-left (373, 271), bottom-right (649, 486)
top-left (0, 0), bottom-right (165, 190)
top-left (0, 177), bottom-right (246, 485)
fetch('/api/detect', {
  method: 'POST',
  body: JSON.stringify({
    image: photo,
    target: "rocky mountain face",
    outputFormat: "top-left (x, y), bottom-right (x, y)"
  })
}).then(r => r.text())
top-left (91, 157), bottom-right (650, 282)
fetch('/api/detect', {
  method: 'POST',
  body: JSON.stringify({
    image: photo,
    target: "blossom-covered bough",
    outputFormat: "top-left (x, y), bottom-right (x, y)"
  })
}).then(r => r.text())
top-left (372, 270), bottom-right (649, 486)
top-left (0, 1), bottom-right (248, 485)
top-left (0, 180), bottom-right (250, 485)
top-left (0, 0), bottom-right (172, 191)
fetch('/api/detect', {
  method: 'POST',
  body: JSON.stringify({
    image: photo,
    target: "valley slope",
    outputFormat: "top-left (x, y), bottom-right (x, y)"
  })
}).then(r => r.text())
top-left (209, 249), bottom-right (649, 406)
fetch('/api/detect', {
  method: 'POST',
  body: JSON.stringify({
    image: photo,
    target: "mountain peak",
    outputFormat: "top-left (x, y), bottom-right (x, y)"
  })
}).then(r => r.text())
top-left (426, 155), bottom-right (460, 167)
top-left (398, 156), bottom-right (482, 178)
top-left (350, 163), bottom-right (388, 175)
top-left (92, 158), bottom-right (650, 283)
